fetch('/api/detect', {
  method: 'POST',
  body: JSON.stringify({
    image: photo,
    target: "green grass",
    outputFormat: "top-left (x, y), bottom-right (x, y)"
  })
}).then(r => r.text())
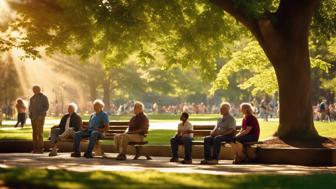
top-left (1, 114), bottom-right (336, 145)
top-left (77, 113), bottom-right (220, 122)
top-left (0, 167), bottom-right (335, 189)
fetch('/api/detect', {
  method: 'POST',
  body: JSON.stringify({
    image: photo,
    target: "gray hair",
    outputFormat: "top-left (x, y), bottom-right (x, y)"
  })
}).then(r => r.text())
top-left (93, 99), bottom-right (105, 108)
top-left (134, 101), bottom-right (144, 111)
top-left (220, 102), bottom-right (231, 111)
top-left (68, 102), bottom-right (78, 112)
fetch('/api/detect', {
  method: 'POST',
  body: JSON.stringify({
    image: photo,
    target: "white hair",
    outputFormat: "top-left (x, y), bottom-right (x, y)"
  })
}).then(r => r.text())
top-left (134, 101), bottom-right (144, 111)
top-left (68, 102), bottom-right (78, 112)
top-left (220, 102), bottom-right (231, 111)
top-left (93, 99), bottom-right (105, 108)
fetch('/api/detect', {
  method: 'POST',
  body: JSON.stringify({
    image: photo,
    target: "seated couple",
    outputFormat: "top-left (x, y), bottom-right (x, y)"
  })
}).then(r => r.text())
top-left (49, 100), bottom-right (148, 160)
top-left (169, 102), bottom-right (260, 164)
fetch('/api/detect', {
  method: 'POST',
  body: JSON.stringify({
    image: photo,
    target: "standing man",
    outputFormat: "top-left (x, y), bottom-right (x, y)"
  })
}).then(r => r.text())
top-left (201, 102), bottom-right (236, 164)
top-left (114, 101), bottom-right (149, 160)
top-left (29, 85), bottom-right (49, 153)
top-left (71, 99), bottom-right (109, 158)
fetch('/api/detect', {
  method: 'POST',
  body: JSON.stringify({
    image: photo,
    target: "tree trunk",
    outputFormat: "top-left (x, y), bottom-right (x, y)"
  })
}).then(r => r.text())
top-left (254, 0), bottom-right (321, 140)
top-left (272, 45), bottom-right (318, 139)
top-left (102, 78), bottom-right (111, 112)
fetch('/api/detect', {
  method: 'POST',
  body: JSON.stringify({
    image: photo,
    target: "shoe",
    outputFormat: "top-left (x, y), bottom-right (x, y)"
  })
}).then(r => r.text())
top-left (71, 152), bottom-right (81, 157)
top-left (170, 158), bottom-right (179, 162)
top-left (200, 160), bottom-right (209, 164)
top-left (207, 160), bottom-right (219, 165)
top-left (116, 153), bottom-right (127, 161)
top-left (181, 160), bottom-right (192, 164)
top-left (84, 153), bottom-right (93, 158)
top-left (48, 150), bottom-right (58, 157)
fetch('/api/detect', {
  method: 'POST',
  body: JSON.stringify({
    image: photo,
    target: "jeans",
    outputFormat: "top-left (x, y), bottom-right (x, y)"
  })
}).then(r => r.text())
top-left (204, 135), bottom-right (233, 160)
top-left (170, 136), bottom-right (193, 160)
top-left (73, 130), bottom-right (103, 155)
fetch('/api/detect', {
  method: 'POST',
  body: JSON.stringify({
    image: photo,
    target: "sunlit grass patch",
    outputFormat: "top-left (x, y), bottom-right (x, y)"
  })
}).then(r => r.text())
top-left (0, 168), bottom-right (335, 189)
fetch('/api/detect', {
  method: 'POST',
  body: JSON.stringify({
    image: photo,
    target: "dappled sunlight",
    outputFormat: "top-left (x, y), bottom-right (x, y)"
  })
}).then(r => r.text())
top-left (0, 153), bottom-right (335, 176)
top-left (8, 49), bottom-right (89, 114)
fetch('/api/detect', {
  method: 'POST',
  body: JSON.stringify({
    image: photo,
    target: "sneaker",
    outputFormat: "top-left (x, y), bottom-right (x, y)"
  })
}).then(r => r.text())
top-left (84, 153), bottom-right (93, 158)
top-left (170, 158), bottom-right (179, 162)
top-left (207, 160), bottom-right (219, 165)
top-left (181, 160), bottom-right (192, 164)
top-left (116, 153), bottom-right (127, 161)
top-left (71, 152), bottom-right (81, 157)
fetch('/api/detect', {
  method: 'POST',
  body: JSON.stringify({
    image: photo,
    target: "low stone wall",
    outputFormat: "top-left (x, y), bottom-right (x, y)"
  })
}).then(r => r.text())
top-left (1, 140), bottom-right (335, 165)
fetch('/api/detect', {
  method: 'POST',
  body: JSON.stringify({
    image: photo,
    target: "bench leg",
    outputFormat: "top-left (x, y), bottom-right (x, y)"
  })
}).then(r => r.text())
top-left (133, 146), bottom-right (152, 160)
top-left (94, 141), bottom-right (105, 157)
top-left (133, 146), bottom-right (141, 160)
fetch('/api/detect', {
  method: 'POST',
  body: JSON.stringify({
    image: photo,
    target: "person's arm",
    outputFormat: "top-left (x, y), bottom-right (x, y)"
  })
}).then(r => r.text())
top-left (127, 116), bottom-right (149, 134)
top-left (42, 96), bottom-right (49, 112)
top-left (28, 98), bottom-right (32, 118)
top-left (98, 113), bottom-right (109, 133)
top-left (98, 123), bottom-right (109, 133)
top-left (235, 126), bottom-right (252, 137)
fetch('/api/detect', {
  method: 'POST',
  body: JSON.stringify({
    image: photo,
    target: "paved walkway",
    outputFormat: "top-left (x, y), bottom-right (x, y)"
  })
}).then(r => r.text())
top-left (0, 153), bottom-right (335, 175)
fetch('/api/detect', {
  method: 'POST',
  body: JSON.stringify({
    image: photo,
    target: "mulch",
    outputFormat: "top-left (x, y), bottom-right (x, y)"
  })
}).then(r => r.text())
top-left (259, 137), bottom-right (336, 148)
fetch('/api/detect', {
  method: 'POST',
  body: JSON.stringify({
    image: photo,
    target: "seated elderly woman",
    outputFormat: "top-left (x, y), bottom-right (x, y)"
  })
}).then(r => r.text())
top-left (230, 103), bottom-right (260, 164)
top-left (114, 101), bottom-right (149, 160)
top-left (49, 103), bottom-right (82, 156)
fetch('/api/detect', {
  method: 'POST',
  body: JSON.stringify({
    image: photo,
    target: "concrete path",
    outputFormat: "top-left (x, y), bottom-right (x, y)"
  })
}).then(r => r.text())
top-left (0, 153), bottom-right (335, 175)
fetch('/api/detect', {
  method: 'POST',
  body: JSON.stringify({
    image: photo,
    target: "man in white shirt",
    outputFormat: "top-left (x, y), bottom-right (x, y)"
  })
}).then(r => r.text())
top-left (170, 112), bottom-right (193, 164)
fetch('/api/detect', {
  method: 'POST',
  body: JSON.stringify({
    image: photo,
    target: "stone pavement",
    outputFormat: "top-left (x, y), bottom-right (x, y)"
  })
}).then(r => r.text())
top-left (0, 153), bottom-right (335, 175)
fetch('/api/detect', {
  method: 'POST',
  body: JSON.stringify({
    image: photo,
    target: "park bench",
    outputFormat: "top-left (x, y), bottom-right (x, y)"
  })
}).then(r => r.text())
top-left (189, 125), bottom-right (262, 160)
top-left (50, 121), bottom-right (151, 160)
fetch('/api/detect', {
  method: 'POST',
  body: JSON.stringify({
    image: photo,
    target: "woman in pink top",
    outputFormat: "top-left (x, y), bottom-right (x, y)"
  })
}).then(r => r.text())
top-left (14, 98), bottom-right (27, 128)
top-left (230, 103), bottom-right (260, 164)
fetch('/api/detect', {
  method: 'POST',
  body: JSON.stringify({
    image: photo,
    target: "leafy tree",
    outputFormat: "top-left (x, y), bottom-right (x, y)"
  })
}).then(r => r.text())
top-left (6, 0), bottom-right (336, 140)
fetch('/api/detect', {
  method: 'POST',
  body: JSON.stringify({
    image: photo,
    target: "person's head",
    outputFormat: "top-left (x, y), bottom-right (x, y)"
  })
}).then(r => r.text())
top-left (133, 101), bottom-right (144, 115)
top-left (93, 99), bottom-right (104, 113)
top-left (240, 103), bottom-right (253, 116)
top-left (32, 85), bottom-right (41, 94)
top-left (16, 98), bottom-right (23, 105)
top-left (220, 102), bottom-right (231, 116)
top-left (180, 112), bottom-right (189, 122)
top-left (68, 102), bottom-right (78, 114)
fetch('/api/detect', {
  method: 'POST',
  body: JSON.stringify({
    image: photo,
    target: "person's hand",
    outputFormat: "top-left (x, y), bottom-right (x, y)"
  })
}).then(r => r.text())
top-left (210, 130), bottom-right (217, 137)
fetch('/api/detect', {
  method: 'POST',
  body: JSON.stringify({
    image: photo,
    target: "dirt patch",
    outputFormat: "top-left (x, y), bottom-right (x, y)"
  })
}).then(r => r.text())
top-left (259, 137), bottom-right (336, 148)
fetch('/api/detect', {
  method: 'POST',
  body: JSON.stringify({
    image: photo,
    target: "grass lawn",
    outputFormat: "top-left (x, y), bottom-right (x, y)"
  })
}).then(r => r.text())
top-left (0, 168), bottom-right (335, 189)
top-left (1, 114), bottom-right (335, 145)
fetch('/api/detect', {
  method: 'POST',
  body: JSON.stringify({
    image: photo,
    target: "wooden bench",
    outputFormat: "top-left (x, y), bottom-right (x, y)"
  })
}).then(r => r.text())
top-left (190, 125), bottom-right (262, 160)
top-left (51, 121), bottom-right (151, 160)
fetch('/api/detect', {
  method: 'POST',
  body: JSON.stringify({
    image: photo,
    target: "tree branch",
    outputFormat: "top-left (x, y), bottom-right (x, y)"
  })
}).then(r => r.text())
top-left (210, 0), bottom-right (263, 40)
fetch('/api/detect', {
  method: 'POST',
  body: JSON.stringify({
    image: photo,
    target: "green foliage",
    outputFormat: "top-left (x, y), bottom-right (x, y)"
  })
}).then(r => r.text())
top-left (210, 40), bottom-right (331, 97)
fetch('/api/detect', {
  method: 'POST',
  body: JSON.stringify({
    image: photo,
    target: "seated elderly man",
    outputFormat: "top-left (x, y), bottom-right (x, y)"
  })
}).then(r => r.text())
top-left (201, 102), bottom-right (236, 164)
top-left (71, 99), bottom-right (109, 158)
top-left (49, 103), bottom-right (82, 156)
top-left (115, 101), bottom-right (149, 160)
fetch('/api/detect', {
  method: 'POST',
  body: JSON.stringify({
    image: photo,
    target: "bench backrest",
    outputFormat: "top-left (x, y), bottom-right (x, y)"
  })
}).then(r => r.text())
top-left (193, 125), bottom-right (242, 137)
top-left (83, 121), bottom-right (129, 139)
